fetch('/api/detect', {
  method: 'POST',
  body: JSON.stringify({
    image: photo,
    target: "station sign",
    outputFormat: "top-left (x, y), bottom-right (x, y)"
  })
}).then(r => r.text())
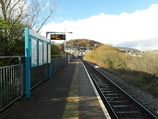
top-left (50, 34), bottom-right (66, 40)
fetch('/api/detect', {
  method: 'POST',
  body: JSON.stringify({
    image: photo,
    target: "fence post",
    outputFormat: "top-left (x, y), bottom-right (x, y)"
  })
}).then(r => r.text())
top-left (18, 57), bottom-right (24, 98)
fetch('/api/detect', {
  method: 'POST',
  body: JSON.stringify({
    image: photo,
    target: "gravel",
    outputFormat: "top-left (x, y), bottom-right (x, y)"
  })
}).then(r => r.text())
top-left (89, 62), bottom-right (158, 117)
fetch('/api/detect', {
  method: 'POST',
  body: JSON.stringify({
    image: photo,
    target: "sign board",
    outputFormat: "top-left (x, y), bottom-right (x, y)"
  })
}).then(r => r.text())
top-left (50, 34), bottom-right (66, 40)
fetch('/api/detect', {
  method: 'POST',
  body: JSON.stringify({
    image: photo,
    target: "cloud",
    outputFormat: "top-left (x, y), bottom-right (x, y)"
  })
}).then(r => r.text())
top-left (117, 37), bottom-right (158, 50)
top-left (41, 4), bottom-right (158, 50)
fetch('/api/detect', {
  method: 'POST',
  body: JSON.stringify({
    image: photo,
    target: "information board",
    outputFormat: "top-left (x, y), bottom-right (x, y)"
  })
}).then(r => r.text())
top-left (50, 34), bottom-right (66, 40)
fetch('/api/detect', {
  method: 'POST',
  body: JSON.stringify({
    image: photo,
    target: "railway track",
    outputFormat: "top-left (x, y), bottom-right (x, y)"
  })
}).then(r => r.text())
top-left (82, 59), bottom-right (158, 119)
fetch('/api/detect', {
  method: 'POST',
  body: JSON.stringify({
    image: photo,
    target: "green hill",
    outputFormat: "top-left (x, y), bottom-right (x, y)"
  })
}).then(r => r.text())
top-left (66, 39), bottom-right (103, 50)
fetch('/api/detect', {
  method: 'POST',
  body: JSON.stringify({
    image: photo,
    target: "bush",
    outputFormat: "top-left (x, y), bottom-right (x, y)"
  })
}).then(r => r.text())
top-left (84, 45), bottom-right (158, 97)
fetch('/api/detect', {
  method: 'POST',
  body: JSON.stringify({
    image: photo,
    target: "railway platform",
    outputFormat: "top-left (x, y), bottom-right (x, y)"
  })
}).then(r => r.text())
top-left (0, 58), bottom-right (110, 119)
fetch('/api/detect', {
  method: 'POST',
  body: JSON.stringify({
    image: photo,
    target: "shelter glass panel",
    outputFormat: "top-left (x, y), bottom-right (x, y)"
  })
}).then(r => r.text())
top-left (39, 41), bottom-right (43, 65)
top-left (31, 39), bottom-right (38, 66)
top-left (48, 44), bottom-right (51, 63)
top-left (44, 43), bottom-right (47, 64)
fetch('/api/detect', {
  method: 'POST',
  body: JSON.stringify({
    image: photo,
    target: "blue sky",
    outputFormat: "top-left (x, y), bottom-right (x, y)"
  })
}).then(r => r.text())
top-left (41, 0), bottom-right (158, 50)
top-left (53, 0), bottom-right (158, 22)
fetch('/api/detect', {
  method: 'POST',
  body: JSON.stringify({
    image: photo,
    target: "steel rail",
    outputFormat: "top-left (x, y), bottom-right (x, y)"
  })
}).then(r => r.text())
top-left (82, 59), bottom-right (158, 119)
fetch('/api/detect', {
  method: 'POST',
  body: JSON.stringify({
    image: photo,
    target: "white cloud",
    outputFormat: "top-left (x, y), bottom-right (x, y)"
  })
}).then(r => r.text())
top-left (41, 4), bottom-right (158, 50)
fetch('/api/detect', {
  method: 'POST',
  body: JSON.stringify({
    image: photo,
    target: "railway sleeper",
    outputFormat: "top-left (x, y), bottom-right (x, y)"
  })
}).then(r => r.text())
top-left (116, 112), bottom-right (147, 119)
top-left (112, 105), bottom-right (129, 108)
top-left (98, 82), bottom-right (109, 84)
top-left (105, 96), bottom-right (124, 100)
top-left (102, 90), bottom-right (120, 94)
top-left (123, 118), bottom-right (144, 119)
top-left (104, 93), bottom-right (119, 96)
top-left (101, 88), bottom-right (118, 92)
top-left (116, 111), bottom-right (140, 114)
top-left (109, 100), bottom-right (128, 103)
top-left (102, 90), bottom-right (114, 93)
top-left (99, 86), bottom-right (110, 89)
top-left (109, 101), bottom-right (129, 106)
top-left (104, 93), bottom-right (127, 98)
top-left (113, 105), bottom-right (139, 111)
top-left (116, 109), bottom-right (154, 119)
top-left (106, 97), bottom-right (130, 104)
top-left (99, 85), bottom-right (110, 87)
top-left (117, 116), bottom-right (145, 119)
top-left (100, 86), bottom-right (118, 90)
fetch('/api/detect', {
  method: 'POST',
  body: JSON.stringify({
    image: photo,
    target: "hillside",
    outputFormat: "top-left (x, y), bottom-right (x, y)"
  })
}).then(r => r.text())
top-left (66, 39), bottom-right (103, 50)
top-left (119, 47), bottom-right (140, 52)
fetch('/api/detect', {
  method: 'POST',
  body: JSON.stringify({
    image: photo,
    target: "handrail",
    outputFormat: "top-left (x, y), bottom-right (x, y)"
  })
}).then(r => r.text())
top-left (0, 56), bottom-right (24, 58)
top-left (0, 56), bottom-right (24, 64)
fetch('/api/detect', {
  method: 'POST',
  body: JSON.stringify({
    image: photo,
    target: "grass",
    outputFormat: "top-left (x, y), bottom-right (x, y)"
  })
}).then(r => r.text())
top-left (84, 56), bottom-right (158, 97)
top-left (106, 68), bottom-right (158, 98)
top-left (84, 57), bottom-right (158, 97)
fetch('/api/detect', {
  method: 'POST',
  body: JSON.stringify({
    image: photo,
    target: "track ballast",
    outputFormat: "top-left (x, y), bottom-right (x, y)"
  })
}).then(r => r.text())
top-left (82, 59), bottom-right (158, 119)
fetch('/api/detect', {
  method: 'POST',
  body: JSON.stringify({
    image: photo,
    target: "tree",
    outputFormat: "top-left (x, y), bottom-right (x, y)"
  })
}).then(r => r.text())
top-left (0, 0), bottom-right (58, 32)
top-left (0, 17), bottom-right (24, 66)
top-left (0, 0), bottom-right (58, 54)
top-left (0, 0), bottom-right (58, 66)
top-left (0, 17), bottom-right (24, 56)
top-left (51, 44), bottom-right (61, 55)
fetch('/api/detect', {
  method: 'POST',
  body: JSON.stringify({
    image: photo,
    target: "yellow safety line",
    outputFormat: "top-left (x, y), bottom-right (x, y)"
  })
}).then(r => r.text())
top-left (62, 62), bottom-right (79, 119)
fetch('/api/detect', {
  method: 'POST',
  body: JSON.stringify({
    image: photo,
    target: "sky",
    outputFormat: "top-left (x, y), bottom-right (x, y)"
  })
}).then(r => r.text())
top-left (41, 0), bottom-right (158, 50)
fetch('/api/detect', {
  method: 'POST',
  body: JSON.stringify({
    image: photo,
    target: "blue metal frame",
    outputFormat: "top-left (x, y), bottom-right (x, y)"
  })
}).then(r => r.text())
top-left (25, 27), bottom-right (31, 99)
top-left (25, 27), bottom-right (52, 99)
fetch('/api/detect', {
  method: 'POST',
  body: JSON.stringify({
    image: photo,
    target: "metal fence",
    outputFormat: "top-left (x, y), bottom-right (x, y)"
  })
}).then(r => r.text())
top-left (51, 58), bottom-right (68, 74)
top-left (0, 56), bottom-right (71, 112)
top-left (0, 64), bottom-right (23, 111)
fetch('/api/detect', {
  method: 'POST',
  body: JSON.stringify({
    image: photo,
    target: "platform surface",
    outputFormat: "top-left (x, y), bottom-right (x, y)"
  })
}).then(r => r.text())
top-left (0, 59), bottom-right (108, 119)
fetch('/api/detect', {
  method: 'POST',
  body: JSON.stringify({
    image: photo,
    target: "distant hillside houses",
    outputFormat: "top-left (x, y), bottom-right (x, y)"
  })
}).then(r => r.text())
top-left (141, 49), bottom-right (158, 54)
top-left (65, 39), bottom-right (103, 56)
top-left (65, 47), bottom-right (91, 56)
top-left (119, 47), bottom-right (141, 56)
